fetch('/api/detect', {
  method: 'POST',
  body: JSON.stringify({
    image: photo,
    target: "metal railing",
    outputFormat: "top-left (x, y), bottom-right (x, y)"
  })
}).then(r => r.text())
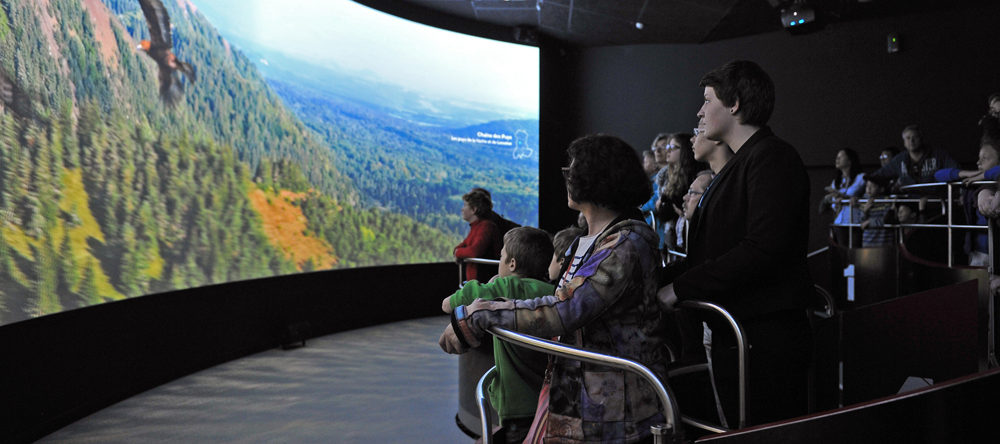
top-left (807, 246), bottom-right (830, 259)
top-left (474, 299), bottom-right (752, 443)
top-left (675, 300), bottom-right (750, 431)
top-left (476, 366), bottom-right (498, 442)
top-left (477, 327), bottom-right (684, 444)
top-left (456, 257), bottom-right (501, 286)
top-left (831, 181), bottom-right (995, 272)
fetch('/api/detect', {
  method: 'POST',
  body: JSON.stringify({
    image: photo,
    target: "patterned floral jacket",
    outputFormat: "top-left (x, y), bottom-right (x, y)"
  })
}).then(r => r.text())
top-left (458, 218), bottom-right (668, 443)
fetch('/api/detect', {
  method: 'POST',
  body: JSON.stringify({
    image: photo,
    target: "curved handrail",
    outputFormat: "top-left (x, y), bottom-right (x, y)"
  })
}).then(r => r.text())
top-left (476, 366), bottom-right (498, 442)
top-left (676, 300), bottom-right (750, 429)
top-left (460, 258), bottom-right (502, 265)
top-left (813, 284), bottom-right (835, 319)
top-left (898, 180), bottom-right (995, 190)
top-left (485, 327), bottom-right (684, 444)
top-left (456, 257), bottom-right (501, 286)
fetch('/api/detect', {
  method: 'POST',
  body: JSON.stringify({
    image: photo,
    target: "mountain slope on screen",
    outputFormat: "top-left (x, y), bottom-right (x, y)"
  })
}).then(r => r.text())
top-left (0, 0), bottom-right (458, 324)
top-left (269, 78), bottom-right (539, 238)
top-left (217, 39), bottom-right (533, 131)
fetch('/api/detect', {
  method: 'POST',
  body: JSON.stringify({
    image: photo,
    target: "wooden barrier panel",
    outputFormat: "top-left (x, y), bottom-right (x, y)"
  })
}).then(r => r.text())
top-left (840, 279), bottom-right (985, 405)
top-left (697, 367), bottom-right (1000, 444)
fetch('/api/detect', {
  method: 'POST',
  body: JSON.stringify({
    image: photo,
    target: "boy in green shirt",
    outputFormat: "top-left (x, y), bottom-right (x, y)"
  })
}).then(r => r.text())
top-left (442, 227), bottom-right (555, 443)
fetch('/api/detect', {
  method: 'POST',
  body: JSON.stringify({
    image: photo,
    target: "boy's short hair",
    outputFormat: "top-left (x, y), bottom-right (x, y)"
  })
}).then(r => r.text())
top-left (699, 60), bottom-right (775, 127)
top-left (864, 173), bottom-right (891, 190)
top-left (504, 227), bottom-right (554, 281)
top-left (552, 225), bottom-right (585, 259)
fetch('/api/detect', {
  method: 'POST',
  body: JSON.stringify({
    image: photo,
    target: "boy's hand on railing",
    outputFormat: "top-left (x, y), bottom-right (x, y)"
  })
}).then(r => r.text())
top-left (442, 297), bottom-right (454, 314)
top-left (860, 197), bottom-right (873, 213)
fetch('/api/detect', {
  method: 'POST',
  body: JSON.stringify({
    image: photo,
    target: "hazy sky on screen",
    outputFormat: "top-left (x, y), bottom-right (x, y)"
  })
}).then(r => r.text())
top-left (190, 0), bottom-right (540, 117)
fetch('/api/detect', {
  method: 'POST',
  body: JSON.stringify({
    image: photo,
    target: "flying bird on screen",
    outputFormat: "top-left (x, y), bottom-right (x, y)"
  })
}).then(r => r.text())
top-left (137, 0), bottom-right (196, 105)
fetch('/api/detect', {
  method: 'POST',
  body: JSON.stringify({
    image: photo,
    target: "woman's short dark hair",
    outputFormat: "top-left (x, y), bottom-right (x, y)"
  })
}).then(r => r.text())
top-left (565, 134), bottom-right (651, 212)
top-left (699, 60), bottom-right (775, 127)
top-left (462, 189), bottom-right (492, 217)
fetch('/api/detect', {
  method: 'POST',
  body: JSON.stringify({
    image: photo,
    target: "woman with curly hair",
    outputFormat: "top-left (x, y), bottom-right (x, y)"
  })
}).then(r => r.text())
top-left (656, 133), bottom-right (705, 251)
top-left (441, 134), bottom-right (669, 443)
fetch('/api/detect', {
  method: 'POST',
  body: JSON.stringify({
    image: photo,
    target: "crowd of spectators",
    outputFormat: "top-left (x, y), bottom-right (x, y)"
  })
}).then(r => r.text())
top-left (814, 94), bottom-right (1000, 267)
top-left (441, 65), bottom-right (1000, 443)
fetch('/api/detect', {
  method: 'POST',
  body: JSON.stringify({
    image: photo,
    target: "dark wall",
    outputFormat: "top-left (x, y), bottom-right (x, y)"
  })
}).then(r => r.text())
top-left (538, 2), bottom-right (1000, 247)
top-left (538, 36), bottom-right (582, 232)
top-left (0, 263), bottom-right (457, 443)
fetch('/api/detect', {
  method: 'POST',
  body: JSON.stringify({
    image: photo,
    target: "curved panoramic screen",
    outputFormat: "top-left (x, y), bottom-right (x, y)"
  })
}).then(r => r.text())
top-left (0, 0), bottom-right (539, 325)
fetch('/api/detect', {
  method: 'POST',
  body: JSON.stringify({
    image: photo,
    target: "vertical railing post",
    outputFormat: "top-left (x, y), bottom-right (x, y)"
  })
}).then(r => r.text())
top-left (948, 183), bottom-right (954, 268)
top-left (848, 198), bottom-right (854, 247)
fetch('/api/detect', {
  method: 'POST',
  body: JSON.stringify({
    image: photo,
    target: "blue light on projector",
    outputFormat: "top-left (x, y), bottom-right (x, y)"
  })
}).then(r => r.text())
top-left (790, 21), bottom-right (796, 26)
top-left (799, 19), bottom-right (805, 24)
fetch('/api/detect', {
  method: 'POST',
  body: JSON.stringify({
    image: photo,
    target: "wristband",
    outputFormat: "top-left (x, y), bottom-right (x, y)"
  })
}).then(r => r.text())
top-left (451, 306), bottom-right (471, 349)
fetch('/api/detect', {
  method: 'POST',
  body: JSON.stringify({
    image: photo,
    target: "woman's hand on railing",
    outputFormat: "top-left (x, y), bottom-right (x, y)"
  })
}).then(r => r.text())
top-left (439, 324), bottom-right (468, 354)
top-left (656, 284), bottom-right (678, 312)
top-left (962, 171), bottom-right (987, 186)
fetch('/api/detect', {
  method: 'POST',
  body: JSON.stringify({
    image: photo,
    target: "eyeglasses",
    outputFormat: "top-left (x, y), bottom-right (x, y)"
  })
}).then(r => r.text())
top-left (686, 188), bottom-right (704, 196)
top-left (693, 128), bottom-right (703, 136)
top-left (879, 154), bottom-right (891, 160)
top-left (561, 166), bottom-right (571, 179)
top-left (664, 144), bottom-right (680, 151)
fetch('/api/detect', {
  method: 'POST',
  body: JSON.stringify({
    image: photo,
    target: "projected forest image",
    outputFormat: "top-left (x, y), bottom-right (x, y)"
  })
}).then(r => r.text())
top-left (0, 0), bottom-right (540, 324)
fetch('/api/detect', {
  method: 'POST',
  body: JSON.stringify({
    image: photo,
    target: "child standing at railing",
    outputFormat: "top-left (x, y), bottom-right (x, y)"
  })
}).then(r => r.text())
top-left (547, 225), bottom-right (585, 285)
top-left (860, 175), bottom-right (896, 247)
top-left (442, 227), bottom-right (555, 443)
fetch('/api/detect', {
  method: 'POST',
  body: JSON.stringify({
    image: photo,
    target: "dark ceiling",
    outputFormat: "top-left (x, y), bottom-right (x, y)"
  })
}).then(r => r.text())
top-left (356, 0), bottom-right (988, 47)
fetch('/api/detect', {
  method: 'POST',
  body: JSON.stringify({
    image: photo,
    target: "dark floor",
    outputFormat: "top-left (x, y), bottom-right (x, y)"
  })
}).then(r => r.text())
top-left (39, 316), bottom-right (474, 443)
